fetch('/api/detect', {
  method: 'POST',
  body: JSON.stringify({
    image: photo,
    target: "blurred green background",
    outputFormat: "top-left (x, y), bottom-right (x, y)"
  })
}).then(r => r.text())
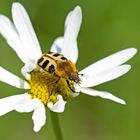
top-left (0, 0), bottom-right (139, 140)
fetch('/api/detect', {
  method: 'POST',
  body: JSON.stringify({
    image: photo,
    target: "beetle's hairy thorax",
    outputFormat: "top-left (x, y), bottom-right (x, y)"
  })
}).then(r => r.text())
top-left (28, 70), bottom-right (75, 105)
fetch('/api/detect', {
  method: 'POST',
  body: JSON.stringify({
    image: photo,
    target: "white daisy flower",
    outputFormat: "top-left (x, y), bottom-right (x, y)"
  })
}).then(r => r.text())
top-left (0, 2), bottom-right (137, 132)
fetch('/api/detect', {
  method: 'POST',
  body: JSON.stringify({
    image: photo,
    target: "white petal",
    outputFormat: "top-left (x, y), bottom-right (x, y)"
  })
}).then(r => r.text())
top-left (15, 98), bottom-right (41, 113)
top-left (21, 62), bottom-right (35, 80)
top-left (12, 3), bottom-right (42, 62)
top-left (71, 92), bottom-right (80, 97)
top-left (32, 103), bottom-right (46, 132)
top-left (61, 6), bottom-right (81, 63)
top-left (0, 67), bottom-right (29, 89)
top-left (0, 15), bottom-right (29, 64)
top-left (47, 95), bottom-right (66, 113)
top-left (0, 94), bottom-right (29, 116)
top-left (50, 6), bottom-right (81, 63)
top-left (80, 87), bottom-right (126, 104)
top-left (71, 83), bottom-right (80, 97)
top-left (64, 9), bottom-right (72, 29)
top-left (67, 41), bottom-right (78, 63)
top-left (79, 48), bottom-right (137, 76)
top-left (80, 65), bottom-right (131, 87)
top-left (50, 37), bottom-right (64, 53)
top-left (74, 83), bottom-right (81, 93)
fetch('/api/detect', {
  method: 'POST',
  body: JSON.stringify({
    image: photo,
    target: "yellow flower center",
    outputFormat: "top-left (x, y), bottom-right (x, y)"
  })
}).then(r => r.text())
top-left (28, 70), bottom-right (75, 105)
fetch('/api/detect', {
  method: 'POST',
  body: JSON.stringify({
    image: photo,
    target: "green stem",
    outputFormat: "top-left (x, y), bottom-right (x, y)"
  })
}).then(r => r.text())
top-left (50, 111), bottom-right (64, 140)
